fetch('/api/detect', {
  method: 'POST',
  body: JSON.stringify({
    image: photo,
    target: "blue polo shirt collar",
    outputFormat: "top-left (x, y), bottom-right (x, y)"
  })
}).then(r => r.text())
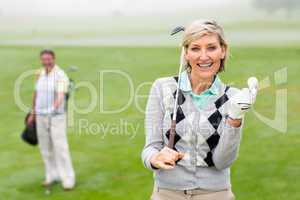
top-left (179, 70), bottom-right (220, 95)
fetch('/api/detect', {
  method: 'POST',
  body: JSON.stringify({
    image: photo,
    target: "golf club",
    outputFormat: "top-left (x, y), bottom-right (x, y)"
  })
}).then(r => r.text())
top-left (168, 26), bottom-right (185, 149)
top-left (67, 65), bottom-right (78, 73)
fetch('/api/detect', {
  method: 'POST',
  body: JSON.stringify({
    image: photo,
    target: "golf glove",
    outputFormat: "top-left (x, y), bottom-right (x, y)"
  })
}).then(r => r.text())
top-left (228, 77), bottom-right (258, 120)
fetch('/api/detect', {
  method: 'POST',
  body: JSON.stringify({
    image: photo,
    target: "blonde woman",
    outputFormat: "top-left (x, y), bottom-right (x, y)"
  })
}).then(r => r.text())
top-left (142, 20), bottom-right (258, 200)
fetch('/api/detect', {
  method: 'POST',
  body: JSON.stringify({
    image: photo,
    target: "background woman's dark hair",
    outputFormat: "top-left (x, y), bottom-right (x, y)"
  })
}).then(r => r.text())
top-left (40, 49), bottom-right (55, 58)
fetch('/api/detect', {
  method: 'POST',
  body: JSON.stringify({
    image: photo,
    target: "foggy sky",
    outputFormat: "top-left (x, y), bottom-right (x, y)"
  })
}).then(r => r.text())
top-left (0, 0), bottom-right (245, 17)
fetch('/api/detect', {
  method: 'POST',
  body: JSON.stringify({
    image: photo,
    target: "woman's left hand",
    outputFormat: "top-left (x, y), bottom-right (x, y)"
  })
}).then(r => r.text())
top-left (228, 77), bottom-right (258, 120)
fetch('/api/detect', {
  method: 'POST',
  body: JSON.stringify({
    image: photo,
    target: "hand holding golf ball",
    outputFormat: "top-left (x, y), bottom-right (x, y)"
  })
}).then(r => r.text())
top-left (228, 77), bottom-right (258, 120)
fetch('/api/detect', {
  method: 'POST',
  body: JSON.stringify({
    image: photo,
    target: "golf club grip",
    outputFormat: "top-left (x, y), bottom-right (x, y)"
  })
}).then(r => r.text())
top-left (167, 120), bottom-right (176, 149)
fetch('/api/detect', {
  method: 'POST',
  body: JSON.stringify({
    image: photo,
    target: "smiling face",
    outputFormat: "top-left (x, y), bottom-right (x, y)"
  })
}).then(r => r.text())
top-left (185, 33), bottom-right (226, 80)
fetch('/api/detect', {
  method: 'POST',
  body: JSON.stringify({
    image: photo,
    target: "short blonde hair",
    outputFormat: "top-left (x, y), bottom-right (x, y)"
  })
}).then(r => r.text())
top-left (182, 19), bottom-right (228, 72)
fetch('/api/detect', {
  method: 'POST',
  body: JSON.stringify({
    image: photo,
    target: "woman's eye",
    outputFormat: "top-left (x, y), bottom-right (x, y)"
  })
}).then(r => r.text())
top-left (207, 46), bottom-right (216, 51)
top-left (191, 47), bottom-right (200, 51)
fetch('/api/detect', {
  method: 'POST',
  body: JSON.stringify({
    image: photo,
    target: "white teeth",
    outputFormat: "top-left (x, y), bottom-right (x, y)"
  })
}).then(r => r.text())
top-left (198, 63), bottom-right (212, 68)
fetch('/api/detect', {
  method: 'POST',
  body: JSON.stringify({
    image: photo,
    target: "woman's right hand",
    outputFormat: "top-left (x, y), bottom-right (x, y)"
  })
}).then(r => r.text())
top-left (150, 147), bottom-right (185, 170)
top-left (27, 113), bottom-right (35, 126)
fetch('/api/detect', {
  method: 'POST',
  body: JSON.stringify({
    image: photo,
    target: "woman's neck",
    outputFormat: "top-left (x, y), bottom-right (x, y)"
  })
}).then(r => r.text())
top-left (189, 71), bottom-right (214, 95)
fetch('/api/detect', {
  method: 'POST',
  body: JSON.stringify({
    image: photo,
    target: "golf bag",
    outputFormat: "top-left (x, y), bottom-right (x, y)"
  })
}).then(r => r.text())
top-left (21, 113), bottom-right (38, 145)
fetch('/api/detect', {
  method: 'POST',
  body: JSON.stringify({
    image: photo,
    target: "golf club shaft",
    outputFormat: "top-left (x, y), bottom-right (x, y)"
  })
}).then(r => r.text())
top-left (167, 120), bottom-right (176, 148)
top-left (168, 47), bottom-right (185, 149)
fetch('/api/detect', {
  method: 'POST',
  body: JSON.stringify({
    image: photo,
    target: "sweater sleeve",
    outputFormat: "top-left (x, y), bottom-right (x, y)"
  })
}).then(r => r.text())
top-left (141, 79), bottom-right (165, 170)
top-left (212, 119), bottom-right (243, 170)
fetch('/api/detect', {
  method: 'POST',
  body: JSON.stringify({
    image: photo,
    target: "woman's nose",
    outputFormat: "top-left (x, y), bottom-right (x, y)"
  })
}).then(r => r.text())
top-left (198, 50), bottom-right (210, 60)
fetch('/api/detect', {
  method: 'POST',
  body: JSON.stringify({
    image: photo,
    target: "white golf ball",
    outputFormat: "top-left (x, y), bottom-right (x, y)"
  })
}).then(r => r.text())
top-left (247, 77), bottom-right (258, 89)
top-left (45, 189), bottom-right (51, 195)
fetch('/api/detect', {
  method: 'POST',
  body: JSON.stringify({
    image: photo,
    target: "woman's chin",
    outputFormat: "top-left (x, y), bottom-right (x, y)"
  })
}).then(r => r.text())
top-left (193, 69), bottom-right (215, 80)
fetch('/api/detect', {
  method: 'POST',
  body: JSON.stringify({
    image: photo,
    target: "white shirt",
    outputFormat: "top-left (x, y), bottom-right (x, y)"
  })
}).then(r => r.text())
top-left (35, 65), bottom-right (69, 115)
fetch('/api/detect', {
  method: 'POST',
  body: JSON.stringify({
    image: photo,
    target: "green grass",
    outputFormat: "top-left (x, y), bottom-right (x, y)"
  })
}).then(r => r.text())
top-left (0, 45), bottom-right (299, 200)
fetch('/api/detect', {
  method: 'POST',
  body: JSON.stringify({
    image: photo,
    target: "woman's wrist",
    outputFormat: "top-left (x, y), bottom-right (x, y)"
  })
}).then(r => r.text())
top-left (150, 153), bottom-right (160, 169)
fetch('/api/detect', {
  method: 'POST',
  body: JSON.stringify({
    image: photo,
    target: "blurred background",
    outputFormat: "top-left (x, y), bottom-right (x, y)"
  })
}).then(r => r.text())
top-left (0, 0), bottom-right (299, 200)
top-left (1, 0), bottom-right (300, 46)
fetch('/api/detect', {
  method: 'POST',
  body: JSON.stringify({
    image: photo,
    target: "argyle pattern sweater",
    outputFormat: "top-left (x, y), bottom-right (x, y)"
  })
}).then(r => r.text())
top-left (142, 76), bottom-right (243, 190)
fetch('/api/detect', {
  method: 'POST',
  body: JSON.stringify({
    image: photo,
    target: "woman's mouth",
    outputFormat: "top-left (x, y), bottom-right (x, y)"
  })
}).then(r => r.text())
top-left (197, 63), bottom-right (213, 69)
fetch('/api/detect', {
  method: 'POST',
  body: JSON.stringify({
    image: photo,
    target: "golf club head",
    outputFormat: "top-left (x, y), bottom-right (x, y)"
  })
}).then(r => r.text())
top-left (67, 65), bottom-right (78, 72)
top-left (170, 26), bottom-right (185, 36)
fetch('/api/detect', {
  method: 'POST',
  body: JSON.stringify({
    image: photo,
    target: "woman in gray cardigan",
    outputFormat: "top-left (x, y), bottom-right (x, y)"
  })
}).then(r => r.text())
top-left (142, 20), bottom-right (258, 200)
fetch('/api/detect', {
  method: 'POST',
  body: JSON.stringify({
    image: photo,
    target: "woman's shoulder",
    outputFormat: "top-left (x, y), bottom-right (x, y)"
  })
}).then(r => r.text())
top-left (152, 76), bottom-right (178, 88)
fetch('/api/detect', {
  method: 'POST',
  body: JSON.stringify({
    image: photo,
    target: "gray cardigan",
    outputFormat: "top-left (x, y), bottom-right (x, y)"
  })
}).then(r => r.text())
top-left (141, 76), bottom-right (243, 191)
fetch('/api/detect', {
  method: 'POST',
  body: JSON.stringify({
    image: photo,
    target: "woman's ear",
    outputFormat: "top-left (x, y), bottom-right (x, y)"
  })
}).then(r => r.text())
top-left (221, 46), bottom-right (226, 59)
top-left (184, 49), bottom-right (189, 61)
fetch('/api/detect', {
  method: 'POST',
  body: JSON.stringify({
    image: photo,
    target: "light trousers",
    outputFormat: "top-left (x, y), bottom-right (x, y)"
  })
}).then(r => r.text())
top-left (36, 114), bottom-right (75, 188)
top-left (151, 186), bottom-right (235, 200)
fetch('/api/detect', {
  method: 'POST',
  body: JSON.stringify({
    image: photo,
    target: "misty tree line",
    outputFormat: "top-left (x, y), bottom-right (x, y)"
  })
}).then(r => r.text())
top-left (253, 0), bottom-right (300, 15)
